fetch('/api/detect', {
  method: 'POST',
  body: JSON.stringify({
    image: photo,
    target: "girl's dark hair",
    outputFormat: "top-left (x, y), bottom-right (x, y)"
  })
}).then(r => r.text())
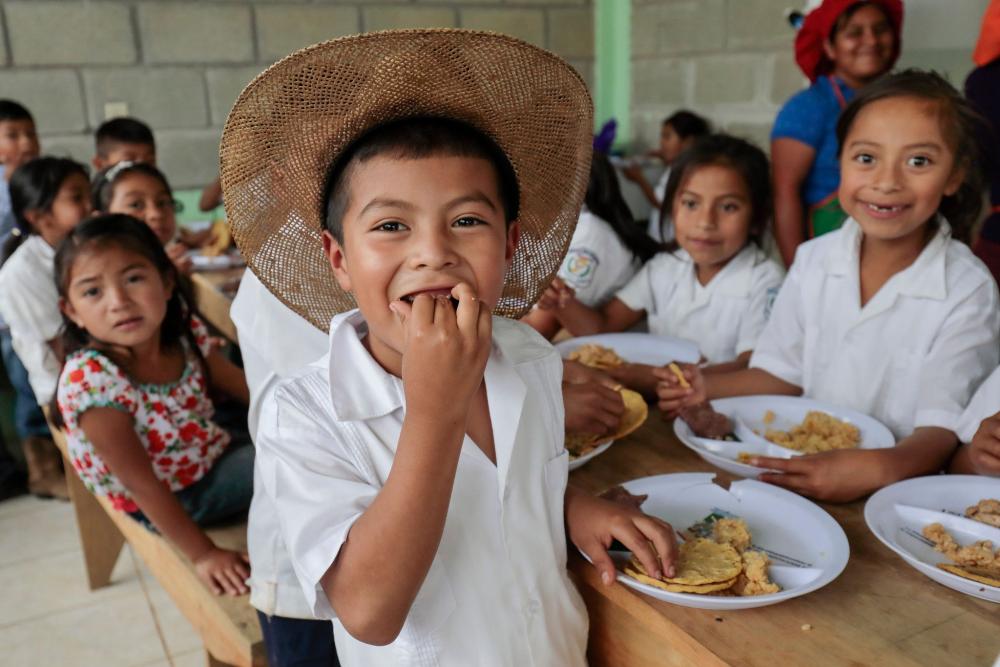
top-left (660, 134), bottom-right (773, 253)
top-left (91, 161), bottom-right (174, 213)
top-left (586, 151), bottom-right (658, 262)
top-left (663, 110), bottom-right (711, 140)
top-left (322, 116), bottom-right (520, 242)
top-left (2, 156), bottom-right (88, 265)
top-left (835, 69), bottom-right (986, 243)
top-left (49, 214), bottom-right (204, 427)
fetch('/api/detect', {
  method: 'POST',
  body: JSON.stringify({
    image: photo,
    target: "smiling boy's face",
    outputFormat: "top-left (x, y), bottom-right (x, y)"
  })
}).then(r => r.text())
top-left (323, 154), bottom-right (519, 374)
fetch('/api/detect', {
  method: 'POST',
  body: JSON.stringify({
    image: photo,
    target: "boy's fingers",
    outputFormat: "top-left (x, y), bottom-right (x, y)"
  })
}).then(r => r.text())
top-left (636, 516), bottom-right (678, 578)
top-left (224, 568), bottom-right (248, 595)
top-left (410, 293), bottom-right (435, 326)
top-left (213, 572), bottom-right (235, 596)
top-left (452, 283), bottom-right (479, 333)
top-left (433, 294), bottom-right (457, 329)
top-left (618, 527), bottom-right (662, 580)
top-left (580, 539), bottom-right (618, 586)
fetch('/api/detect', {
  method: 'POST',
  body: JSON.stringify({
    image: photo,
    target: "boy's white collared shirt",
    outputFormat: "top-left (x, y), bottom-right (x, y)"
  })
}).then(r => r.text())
top-left (751, 217), bottom-right (1000, 439)
top-left (0, 234), bottom-right (64, 404)
top-left (616, 244), bottom-right (784, 363)
top-left (255, 310), bottom-right (588, 666)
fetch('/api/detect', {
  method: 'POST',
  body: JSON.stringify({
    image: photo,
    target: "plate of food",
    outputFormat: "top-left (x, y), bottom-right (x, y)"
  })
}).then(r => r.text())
top-left (673, 396), bottom-right (895, 478)
top-left (591, 473), bottom-right (849, 609)
top-left (556, 333), bottom-right (699, 370)
top-left (567, 388), bottom-right (648, 471)
top-left (865, 476), bottom-right (1000, 603)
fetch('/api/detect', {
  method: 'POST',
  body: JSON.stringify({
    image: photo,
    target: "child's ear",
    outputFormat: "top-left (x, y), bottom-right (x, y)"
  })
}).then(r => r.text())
top-left (59, 297), bottom-right (85, 330)
top-left (822, 39), bottom-right (837, 64)
top-left (91, 155), bottom-right (106, 172)
top-left (505, 221), bottom-right (521, 266)
top-left (23, 208), bottom-right (46, 231)
top-left (322, 230), bottom-right (352, 293)
top-left (944, 162), bottom-right (967, 197)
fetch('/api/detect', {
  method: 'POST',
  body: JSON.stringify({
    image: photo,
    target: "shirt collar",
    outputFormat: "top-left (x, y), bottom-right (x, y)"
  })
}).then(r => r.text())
top-left (822, 217), bottom-right (950, 300)
top-left (675, 245), bottom-right (758, 297)
top-left (326, 309), bottom-right (406, 421)
top-left (27, 233), bottom-right (56, 260)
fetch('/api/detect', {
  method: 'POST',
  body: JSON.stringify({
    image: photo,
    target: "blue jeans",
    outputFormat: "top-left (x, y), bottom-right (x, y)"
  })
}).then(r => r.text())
top-left (0, 330), bottom-right (50, 440)
top-left (257, 611), bottom-right (340, 667)
top-left (130, 440), bottom-right (254, 529)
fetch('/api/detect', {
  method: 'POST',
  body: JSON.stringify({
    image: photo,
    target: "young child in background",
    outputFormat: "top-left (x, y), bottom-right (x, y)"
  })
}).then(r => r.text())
top-left (546, 135), bottom-right (784, 396)
top-left (523, 150), bottom-right (659, 340)
top-left (222, 31), bottom-right (677, 666)
top-left (92, 161), bottom-right (192, 273)
top-left (0, 100), bottom-right (42, 498)
top-left (622, 110), bottom-right (711, 243)
top-left (659, 70), bottom-right (1000, 501)
top-left (91, 117), bottom-right (156, 171)
top-left (52, 214), bottom-right (253, 595)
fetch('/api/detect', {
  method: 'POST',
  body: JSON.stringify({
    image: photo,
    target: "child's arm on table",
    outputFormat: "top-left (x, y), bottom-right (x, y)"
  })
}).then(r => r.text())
top-left (319, 287), bottom-right (491, 646)
top-left (751, 427), bottom-right (959, 502)
top-left (79, 407), bottom-right (250, 595)
top-left (565, 485), bottom-right (678, 586)
top-left (654, 364), bottom-right (801, 416)
top-left (542, 281), bottom-right (644, 338)
top-left (949, 413), bottom-right (1000, 476)
top-left (205, 348), bottom-right (250, 404)
top-left (562, 360), bottom-right (625, 438)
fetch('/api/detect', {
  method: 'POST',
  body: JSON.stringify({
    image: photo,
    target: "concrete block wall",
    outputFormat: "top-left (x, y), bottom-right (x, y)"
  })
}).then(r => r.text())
top-left (0, 0), bottom-right (593, 190)
top-left (630, 0), bottom-right (991, 157)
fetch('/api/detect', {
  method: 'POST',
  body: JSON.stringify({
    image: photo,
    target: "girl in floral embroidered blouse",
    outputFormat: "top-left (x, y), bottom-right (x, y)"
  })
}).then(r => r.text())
top-left (51, 214), bottom-right (253, 597)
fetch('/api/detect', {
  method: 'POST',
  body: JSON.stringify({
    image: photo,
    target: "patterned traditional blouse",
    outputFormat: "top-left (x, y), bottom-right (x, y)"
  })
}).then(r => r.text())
top-left (56, 316), bottom-right (229, 512)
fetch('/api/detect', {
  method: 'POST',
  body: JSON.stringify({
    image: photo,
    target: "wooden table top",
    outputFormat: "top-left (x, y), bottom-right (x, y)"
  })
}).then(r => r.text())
top-left (568, 411), bottom-right (1000, 667)
top-left (190, 267), bottom-right (244, 343)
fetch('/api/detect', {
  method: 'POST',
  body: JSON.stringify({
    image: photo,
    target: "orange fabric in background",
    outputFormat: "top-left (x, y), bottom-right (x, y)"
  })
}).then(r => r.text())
top-left (974, 0), bottom-right (1000, 66)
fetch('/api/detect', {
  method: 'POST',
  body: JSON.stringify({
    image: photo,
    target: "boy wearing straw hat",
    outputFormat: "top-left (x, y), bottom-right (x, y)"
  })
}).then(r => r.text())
top-left (222, 30), bottom-right (677, 665)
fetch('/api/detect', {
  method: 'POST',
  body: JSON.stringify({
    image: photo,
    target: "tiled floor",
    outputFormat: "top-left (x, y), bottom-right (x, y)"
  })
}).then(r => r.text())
top-left (0, 494), bottom-right (208, 667)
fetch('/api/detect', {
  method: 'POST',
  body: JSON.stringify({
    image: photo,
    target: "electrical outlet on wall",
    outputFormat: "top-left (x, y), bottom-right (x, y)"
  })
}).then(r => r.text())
top-left (104, 102), bottom-right (129, 120)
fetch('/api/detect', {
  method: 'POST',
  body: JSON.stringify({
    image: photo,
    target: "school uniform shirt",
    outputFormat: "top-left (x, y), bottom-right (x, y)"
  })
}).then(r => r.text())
top-left (230, 271), bottom-right (328, 619)
top-left (615, 244), bottom-right (784, 363)
top-left (0, 235), bottom-right (64, 404)
top-left (955, 365), bottom-right (1000, 444)
top-left (558, 209), bottom-right (641, 308)
top-left (646, 169), bottom-right (672, 243)
top-left (751, 218), bottom-right (1000, 440)
top-left (255, 310), bottom-right (589, 667)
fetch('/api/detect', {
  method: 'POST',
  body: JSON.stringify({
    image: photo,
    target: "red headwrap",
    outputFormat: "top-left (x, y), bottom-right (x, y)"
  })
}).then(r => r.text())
top-left (795, 0), bottom-right (904, 82)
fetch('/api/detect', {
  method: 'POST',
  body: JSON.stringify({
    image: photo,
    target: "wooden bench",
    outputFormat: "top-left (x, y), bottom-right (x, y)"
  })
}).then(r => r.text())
top-left (49, 423), bottom-right (266, 666)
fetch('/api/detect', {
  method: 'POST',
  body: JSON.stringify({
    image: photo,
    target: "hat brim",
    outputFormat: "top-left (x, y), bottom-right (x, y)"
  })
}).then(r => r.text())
top-left (220, 29), bottom-right (594, 332)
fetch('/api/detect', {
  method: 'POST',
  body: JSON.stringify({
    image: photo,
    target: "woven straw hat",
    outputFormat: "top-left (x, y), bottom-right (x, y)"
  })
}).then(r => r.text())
top-left (220, 29), bottom-right (593, 332)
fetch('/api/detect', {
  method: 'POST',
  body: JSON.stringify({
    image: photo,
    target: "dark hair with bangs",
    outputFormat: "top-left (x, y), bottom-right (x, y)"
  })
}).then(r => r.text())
top-left (0, 99), bottom-right (33, 124)
top-left (587, 151), bottom-right (659, 263)
top-left (91, 161), bottom-right (174, 213)
top-left (49, 214), bottom-right (204, 427)
top-left (659, 133), bottom-right (772, 253)
top-left (835, 69), bottom-right (987, 243)
top-left (95, 117), bottom-right (155, 157)
top-left (321, 116), bottom-right (520, 243)
top-left (2, 156), bottom-right (89, 265)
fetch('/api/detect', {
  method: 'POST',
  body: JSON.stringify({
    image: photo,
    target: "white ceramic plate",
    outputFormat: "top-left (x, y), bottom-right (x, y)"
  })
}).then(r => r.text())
top-left (865, 475), bottom-right (1000, 603)
top-left (674, 395), bottom-right (895, 479)
top-left (568, 440), bottom-right (613, 471)
top-left (556, 332), bottom-right (699, 367)
top-left (588, 473), bottom-right (848, 609)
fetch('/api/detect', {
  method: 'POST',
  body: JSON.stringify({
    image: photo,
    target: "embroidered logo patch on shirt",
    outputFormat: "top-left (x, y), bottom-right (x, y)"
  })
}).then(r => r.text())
top-left (764, 286), bottom-right (779, 320)
top-left (562, 249), bottom-right (599, 289)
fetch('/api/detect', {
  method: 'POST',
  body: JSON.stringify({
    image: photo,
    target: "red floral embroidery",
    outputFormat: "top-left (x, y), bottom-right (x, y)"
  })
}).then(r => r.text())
top-left (68, 369), bottom-right (85, 384)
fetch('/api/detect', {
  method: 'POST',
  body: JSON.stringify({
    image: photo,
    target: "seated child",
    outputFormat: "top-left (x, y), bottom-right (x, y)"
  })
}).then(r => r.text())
top-left (91, 116), bottom-right (156, 171)
top-left (0, 100), bottom-right (40, 240)
top-left (523, 149), bottom-right (659, 340)
top-left (949, 366), bottom-right (1000, 476)
top-left (52, 214), bottom-right (253, 595)
top-left (92, 161), bottom-right (192, 273)
top-left (545, 134), bottom-right (785, 396)
top-left (659, 71), bottom-right (1000, 502)
top-left (220, 31), bottom-right (677, 666)
top-left (621, 109), bottom-right (710, 242)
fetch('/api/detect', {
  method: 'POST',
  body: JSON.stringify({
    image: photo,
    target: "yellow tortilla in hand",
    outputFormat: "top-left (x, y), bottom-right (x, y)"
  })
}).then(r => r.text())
top-left (566, 388), bottom-right (648, 457)
top-left (201, 219), bottom-right (232, 257)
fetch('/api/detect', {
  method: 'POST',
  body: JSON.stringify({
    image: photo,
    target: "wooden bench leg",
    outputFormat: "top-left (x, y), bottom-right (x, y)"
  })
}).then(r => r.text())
top-left (65, 463), bottom-right (125, 590)
top-left (205, 649), bottom-right (239, 667)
